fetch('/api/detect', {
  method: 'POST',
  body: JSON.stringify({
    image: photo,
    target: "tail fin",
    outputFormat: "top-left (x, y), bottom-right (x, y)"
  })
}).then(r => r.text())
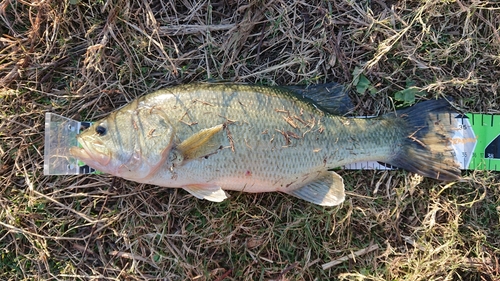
top-left (386, 99), bottom-right (461, 181)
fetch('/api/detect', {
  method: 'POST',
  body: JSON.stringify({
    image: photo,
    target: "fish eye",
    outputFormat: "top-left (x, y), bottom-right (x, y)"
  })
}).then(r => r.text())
top-left (95, 125), bottom-right (107, 136)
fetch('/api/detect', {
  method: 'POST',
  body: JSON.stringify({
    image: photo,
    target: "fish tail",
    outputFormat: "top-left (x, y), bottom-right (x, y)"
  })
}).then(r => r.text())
top-left (386, 99), bottom-right (461, 181)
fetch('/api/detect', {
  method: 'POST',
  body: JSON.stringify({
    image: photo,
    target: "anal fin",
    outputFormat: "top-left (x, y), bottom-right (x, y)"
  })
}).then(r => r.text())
top-left (183, 184), bottom-right (229, 202)
top-left (286, 171), bottom-right (345, 206)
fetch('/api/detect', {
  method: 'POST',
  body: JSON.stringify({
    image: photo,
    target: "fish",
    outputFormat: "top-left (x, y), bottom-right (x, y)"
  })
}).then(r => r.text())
top-left (69, 83), bottom-right (461, 206)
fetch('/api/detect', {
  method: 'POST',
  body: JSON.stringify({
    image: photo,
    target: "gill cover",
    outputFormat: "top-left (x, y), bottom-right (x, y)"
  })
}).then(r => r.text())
top-left (117, 100), bottom-right (175, 179)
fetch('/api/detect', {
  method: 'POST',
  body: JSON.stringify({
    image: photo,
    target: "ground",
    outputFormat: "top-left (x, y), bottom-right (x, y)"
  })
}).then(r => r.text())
top-left (1, 0), bottom-right (499, 280)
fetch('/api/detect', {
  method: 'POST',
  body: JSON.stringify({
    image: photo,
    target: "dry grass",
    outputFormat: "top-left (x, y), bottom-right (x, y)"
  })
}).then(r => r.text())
top-left (1, 0), bottom-right (499, 280)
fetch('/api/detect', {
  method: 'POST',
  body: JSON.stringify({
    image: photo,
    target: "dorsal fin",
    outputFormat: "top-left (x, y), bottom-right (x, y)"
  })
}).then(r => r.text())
top-left (200, 81), bottom-right (354, 115)
top-left (283, 83), bottom-right (353, 115)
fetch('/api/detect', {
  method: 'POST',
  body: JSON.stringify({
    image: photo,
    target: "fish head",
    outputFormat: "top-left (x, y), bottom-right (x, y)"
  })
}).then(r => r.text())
top-left (70, 118), bottom-right (118, 173)
top-left (70, 101), bottom-right (175, 180)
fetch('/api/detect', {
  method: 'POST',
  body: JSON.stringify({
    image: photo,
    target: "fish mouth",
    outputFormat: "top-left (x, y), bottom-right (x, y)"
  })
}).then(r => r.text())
top-left (69, 136), bottom-right (111, 169)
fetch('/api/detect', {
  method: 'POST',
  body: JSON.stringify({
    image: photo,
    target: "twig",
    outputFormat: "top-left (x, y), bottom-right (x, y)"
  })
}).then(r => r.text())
top-left (0, 221), bottom-right (87, 241)
top-left (158, 24), bottom-right (235, 36)
top-left (31, 189), bottom-right (105, 224)
top-left (275, 262), bottom-right (298, 281)
top-left (322, 244), bottom-right (380, 270)
top-left (214, 269), bottom-right (232, 281)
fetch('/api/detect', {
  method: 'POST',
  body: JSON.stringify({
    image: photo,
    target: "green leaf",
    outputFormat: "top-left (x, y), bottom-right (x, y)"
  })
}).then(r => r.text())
top-left (352, 67), bottom-right (376, 95)
top-left (356, 74), bottom-right (371, 95)
top-left (394, 87), bottom-right (420, 105)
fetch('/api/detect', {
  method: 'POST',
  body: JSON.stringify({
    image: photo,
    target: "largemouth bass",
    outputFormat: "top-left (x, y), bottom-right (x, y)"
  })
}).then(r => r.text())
top-left (70, 83), bottom-right (461, 206)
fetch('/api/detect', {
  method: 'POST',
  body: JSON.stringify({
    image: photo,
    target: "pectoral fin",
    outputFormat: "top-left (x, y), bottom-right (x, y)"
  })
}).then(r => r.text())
top-left (183, 184), bottom-right (229, 202)
top-left (177, 124), bottom-right (225, 162)
top-left (286, 171), bottom-right (345, 206)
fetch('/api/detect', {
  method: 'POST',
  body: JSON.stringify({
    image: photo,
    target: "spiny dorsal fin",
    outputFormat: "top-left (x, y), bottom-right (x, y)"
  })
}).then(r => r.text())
top-left (283, 83), bottom-right (353, 115)
top-left (286, 171), bottom-right (345, 206)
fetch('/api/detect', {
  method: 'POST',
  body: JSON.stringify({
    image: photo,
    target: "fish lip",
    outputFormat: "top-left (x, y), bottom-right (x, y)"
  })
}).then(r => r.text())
top-left (69, 145), bottom-right (90, 161)
top-left (70, 135), bottom-right (111, 168)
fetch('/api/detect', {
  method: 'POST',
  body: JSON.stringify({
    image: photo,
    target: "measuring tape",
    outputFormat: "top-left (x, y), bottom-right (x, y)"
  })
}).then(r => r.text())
top-left (465, 113), bottom-right (500, 170)
top-left (44, 112), bottom-right (499, 175)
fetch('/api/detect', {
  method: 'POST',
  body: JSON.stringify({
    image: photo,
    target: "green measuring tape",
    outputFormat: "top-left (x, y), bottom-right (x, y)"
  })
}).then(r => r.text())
top-left (467, 113), bottom-right (500, 170)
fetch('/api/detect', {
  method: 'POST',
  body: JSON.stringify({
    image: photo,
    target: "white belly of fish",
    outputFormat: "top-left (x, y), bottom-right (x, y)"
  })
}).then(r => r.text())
top-left (146, 144), bottom-right (328, 194)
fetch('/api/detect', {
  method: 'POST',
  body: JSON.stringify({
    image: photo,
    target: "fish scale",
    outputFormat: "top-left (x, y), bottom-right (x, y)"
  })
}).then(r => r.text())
top-left (144, 85), bottom-right (393, 190)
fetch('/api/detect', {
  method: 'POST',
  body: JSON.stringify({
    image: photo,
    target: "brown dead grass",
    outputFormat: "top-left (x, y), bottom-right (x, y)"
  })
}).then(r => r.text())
top-left (1, 0), bottom-right (500, 280)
